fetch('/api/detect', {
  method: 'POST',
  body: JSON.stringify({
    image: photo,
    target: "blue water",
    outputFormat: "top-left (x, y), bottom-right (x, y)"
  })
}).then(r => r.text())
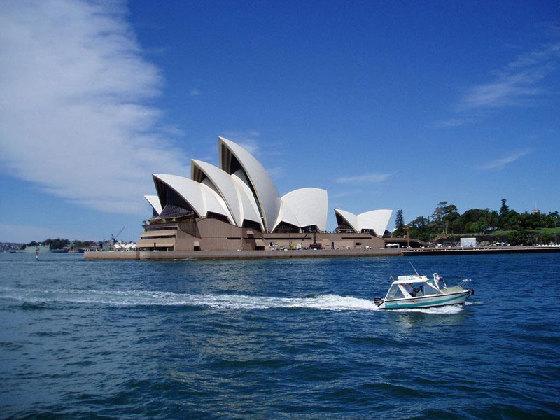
top-left (1, 252), bottom-right (559, 418)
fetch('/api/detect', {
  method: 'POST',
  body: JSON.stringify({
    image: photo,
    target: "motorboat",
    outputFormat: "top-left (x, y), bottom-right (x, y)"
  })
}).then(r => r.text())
top-left (374, 272), bottom-right (473, 310)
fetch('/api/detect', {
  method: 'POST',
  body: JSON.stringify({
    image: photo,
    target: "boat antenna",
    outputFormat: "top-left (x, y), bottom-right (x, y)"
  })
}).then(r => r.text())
top-left (409, 261), bottom-right (420, 276)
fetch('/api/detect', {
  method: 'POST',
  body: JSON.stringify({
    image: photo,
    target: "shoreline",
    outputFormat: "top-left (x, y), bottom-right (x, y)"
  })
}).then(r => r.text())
top-left (84, 245), bottom-right (560, 261)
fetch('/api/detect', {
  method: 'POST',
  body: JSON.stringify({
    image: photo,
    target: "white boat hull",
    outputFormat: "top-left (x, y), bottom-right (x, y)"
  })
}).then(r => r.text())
top-left (380, 290), bottom-right (471, 310)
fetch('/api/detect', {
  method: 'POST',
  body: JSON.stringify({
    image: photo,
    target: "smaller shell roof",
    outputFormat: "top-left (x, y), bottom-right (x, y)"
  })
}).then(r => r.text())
top-left (358, 209), bottom-right (393, 236)
top-left (199, 182), bottom-right (234, 223)
top-left (335, 208), bottom-right (393, 236)
top-left (154, 174), bottom-right (205, 217)
top-left (192, 160), bottom-right (242, 226)
top-left (335, 208), bottom-right (359, 232)
top-left (144, 194), bottom-right (162, 215)
top-left (231, 172), bottom-right (263, 228)
top-left (275, 188), bottom-right (328, 231)
top-left (153, 174), bottom-right (233, 222)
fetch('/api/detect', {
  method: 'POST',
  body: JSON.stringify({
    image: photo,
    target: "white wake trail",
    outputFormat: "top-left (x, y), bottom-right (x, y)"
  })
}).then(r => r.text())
top-left (0, 288), bottom-right (380, 312)
top-left (391, 305), bottom-right (465, 315)
top-left (1, 288), bottom-right (468, 314)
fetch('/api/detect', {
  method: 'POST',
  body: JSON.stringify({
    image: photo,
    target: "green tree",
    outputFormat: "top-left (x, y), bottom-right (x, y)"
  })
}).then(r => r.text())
top-left (432, 201), bottom-right (459, 234)
top-left (408, 216), bottom-right (432, 241)
top-left (499, 198), bottom-right (509, 217)
top-left (394, 209), bottom-right (405, 236)
top-left (44, 238), bottom-right (70, 250)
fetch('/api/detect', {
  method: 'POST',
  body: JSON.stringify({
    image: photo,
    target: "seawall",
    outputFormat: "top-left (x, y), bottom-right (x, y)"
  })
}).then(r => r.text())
top-left (403, 245), bottom-right (560, 256)
top-left (84, 245), bottom-right (560, 261)
top-left (85, 248), bottom-right (402, 261)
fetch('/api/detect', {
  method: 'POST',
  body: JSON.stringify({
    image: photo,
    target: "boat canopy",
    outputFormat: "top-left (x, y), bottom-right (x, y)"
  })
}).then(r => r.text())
top-left (395, 275), bottom-right (429, 284)
top-left (385, 277), bottom-right (441, 300)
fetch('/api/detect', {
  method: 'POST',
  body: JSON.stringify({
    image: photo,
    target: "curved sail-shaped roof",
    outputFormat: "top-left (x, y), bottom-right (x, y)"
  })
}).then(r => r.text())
top-left (274, 188), bottom-right (328, 231)
top-left (273, 198), bottom-right (301, 229)
top-left (335, 208), bottom-right (393, 236)
top-left (191, 160), bottom-right (242, 226)
top-left (219, 136), bottom-right (280, 232)
top-left (357, 209), bottom-right (393, 236)
top-left (154, 174), bottom-right (205, 217)
top-left (231, 171), bottom-right (263, 229)
top-left (144, 194), bottom-right (162, 215)
top-left (199, 182), bottom-right (234, 223)
top-left (153, 174), bottom-right (233, 222)
top-left (335, 208), bottom-right (359, 232)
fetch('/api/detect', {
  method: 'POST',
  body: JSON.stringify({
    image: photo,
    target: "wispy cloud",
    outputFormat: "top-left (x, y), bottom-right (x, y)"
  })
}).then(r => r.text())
top-left (335, 173), bottom-right (392, 184)
top-left (462, 43), bottom-right (560, 109)
top-left (329, 190), bottom-right (364, 199)
top-left (479, 149), bottom-right (532, 170)
top-left (434, 41), bottom-right (560, 128)
top-left (190, 88), bottom-right (201, 96)
top-left (431, 117), bottom-right (470, 128)
top-left (0, 0), bottom-right (185, 214)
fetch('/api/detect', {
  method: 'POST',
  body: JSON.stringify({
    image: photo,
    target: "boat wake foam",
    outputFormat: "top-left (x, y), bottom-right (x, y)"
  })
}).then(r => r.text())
top-left (1, 288), bottom-right (467, 314)
top-left (0, 288), bottom-right (379, 312)
top-left (391, 305), bottom-right (465, 314)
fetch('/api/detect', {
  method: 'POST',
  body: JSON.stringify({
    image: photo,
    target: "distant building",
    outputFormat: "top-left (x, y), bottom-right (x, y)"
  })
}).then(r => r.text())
top-left (23, 245), bottom-right (50, 253)
top-left (460, 237), bottom-right (477, 248)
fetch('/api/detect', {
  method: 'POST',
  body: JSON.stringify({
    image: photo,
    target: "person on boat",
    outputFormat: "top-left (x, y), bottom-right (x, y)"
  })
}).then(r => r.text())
top-left (434, 273), bottom-right (446, 289)
top-left (405, 284), bottom-right (416, 296)
top-left (412, 285), bottom-right (423, 296)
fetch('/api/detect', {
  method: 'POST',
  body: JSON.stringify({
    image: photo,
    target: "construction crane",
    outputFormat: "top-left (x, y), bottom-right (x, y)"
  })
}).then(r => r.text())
top-left (111, 226), bottom-right (125, 244)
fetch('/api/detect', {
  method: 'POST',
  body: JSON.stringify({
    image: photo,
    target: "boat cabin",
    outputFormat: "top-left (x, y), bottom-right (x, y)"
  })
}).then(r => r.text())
top-left (385, 275), bottom-right (442, 300)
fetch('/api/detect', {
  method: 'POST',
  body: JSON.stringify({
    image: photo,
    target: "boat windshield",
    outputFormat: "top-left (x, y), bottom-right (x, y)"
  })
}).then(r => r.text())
top-left (386, 284), bottom-right (405, 299)
top-left (386, 281), bottom-right (441, 299)
top-left (406, 282), bottom-right (440, 296)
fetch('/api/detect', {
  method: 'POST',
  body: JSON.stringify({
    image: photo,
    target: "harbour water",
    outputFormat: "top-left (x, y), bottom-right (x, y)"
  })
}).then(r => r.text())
top-left (1, 253), bottom-right (559, 417)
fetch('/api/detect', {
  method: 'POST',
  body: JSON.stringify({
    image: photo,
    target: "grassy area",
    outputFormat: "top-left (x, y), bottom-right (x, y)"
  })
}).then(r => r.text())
top-left (536, 227), bottom-right (560, 235)
top-left (487, 227), bottom-right (560, 237)
top-left (429, 228), bottom-right (560, 244)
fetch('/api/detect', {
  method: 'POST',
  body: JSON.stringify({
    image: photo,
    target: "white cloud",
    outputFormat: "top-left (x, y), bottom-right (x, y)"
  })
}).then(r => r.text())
top-left (335, 173), bottom-right (392, 184)
top-left (435, 42), bottom-right (560, 127)
top-left (431, 118), bottom-right (469, 128)
top-left (0, 0), bottom-right (186, 214)
top-left (463, 72), bottom-right (545, 108)
top-left (190, 88), bottom-right (201, 96)
top-left (462, 43), bottom-right (560, 109)
top-left (479, 149), bottom-right (531, 170)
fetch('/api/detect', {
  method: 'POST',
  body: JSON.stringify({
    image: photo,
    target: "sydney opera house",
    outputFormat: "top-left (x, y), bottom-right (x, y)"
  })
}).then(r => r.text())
top-left (137, 137), bottom-right (392, 252)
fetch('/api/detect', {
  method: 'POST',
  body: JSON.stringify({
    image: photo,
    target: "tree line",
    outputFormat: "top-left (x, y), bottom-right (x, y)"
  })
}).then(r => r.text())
top-left (24, 238), bottom-right (98, 250)
top-left (393, 199), bottom-right (560, 245)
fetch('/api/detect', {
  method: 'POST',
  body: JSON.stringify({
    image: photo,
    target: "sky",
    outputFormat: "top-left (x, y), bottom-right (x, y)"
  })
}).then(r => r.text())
top-left (1, 0), bottom-right (559, 243)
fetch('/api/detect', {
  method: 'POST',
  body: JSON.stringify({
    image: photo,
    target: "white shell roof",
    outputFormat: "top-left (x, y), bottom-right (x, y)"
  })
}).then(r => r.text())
top-left (192, 160), bottom-right (243, 226)
top-left (231, 171), bottom-right (264, 228)
top-left (219, 137), bottom-right (280, 232)
top-left (153, 174), bottom-right (233, 222)
top-left (199, 182), bottom-right (234, 223)
top-left (154, 174), bottom-right (205, 216)
top-left (144, 194), bottom-right (162, 215)
top-left (274, 188), bottom-right (328, 231)
top-left (335, 208), bottom-right (393, 236)
top-left (273, 199), bottom-right (301, 229)
top-left (335, 209), bottom-right (359, 232)
top-left (358, 209), bottom-right (393, 236)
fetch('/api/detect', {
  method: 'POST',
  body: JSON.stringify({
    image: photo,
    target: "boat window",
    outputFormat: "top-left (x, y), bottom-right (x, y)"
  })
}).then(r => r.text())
top-left (410, 284), bottom-right (423, 297)
top-left (386, 284), bottom-right (404, 299)
top-left (422, 283), bottom-right (439, 295)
